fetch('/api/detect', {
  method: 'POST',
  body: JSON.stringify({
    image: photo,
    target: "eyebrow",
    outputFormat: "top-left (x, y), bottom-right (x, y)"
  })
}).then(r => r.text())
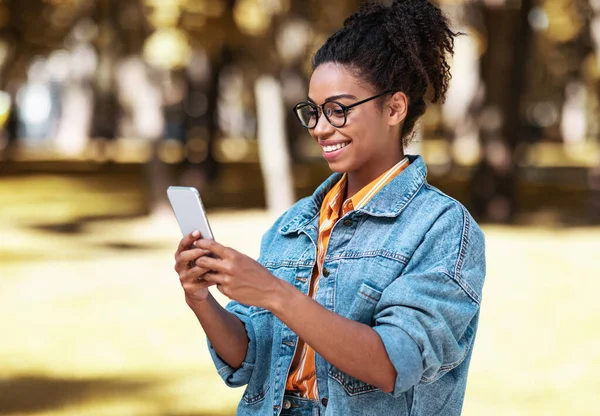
top-left (307, 94), bottom-right (358, 103)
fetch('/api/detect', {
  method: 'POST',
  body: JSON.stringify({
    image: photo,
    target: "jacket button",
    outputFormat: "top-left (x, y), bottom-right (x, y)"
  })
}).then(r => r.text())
top-left (322, 268), bottom-right (330, 277)
top-left (343, 219), bottom-right (353, 227)
top-left (321, 397), bottom-right (328, 407)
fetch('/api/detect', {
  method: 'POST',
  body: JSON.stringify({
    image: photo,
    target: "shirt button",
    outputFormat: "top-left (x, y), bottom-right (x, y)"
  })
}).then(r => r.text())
top-left (322, 268), bottom-right (330, 277)
top-left (283, 399), bottom-right (292, 409)
top-left (343, 219), bottom-right (353, 227)
top-left (321, 397), bottom-right (328, 407)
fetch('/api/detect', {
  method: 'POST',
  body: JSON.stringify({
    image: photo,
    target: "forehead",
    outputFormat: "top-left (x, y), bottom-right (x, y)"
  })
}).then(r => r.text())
top-left (308, 63), bottom-right (372, 101)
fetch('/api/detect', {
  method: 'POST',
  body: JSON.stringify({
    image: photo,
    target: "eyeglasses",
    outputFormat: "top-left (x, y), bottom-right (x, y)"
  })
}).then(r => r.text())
top-left (293, 90), bottom-right (392, 129)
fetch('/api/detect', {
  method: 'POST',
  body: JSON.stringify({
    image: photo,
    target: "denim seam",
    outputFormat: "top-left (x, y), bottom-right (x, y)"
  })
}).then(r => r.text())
top-left (327, 250), bottom-right (409, 264)
top-left (454, 205), bottom-right (481, 304)
top-left (242, 384), bottom-right (270, 405)
top-left (249, 308), bottom-right (271, 317)
top-left (358, 290), bottom-right (381, 303)
top-left (279, 210), bottom-right (320, 235)
top-left (217, 359), bottom-right (254, 377)
top-left (357, 181), bottom-right (425, 218)
top-left (328, 368), bottom-right (380, 396)
top-left (262, 260), bottom-right (314, 268)
top-left (423, 184), bottom-right (481, 304)
top-left (419, 327), bottom-right (474, 384)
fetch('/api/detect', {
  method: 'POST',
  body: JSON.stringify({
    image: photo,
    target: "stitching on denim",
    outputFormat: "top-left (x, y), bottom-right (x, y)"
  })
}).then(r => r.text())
top-left (262, 260), bottom-right (313, 268)
top-left (439, 267), bottom-right (480, 305)
top-left (420, 189), bottom-right (482, 305)
top-left (358, 181), bottom-right (424, 218)
top-left (249, 308), bottom-right (271, 317)
top-left (328, 368), bottom-right (380, 396)
top-left (279, 209), bottom-right (320, 235)
top-left (455, 205), bottom-right (469, 281)
top-left (358, 290), bottom-right (380, 303)
top-left (242, 384), bottom-right (270, 405)
top-left (454, 205), bottom-right (481, 304)
top-left (419, 325), bottom-right (474, 384)
top-left (217, 363), bottom-right (230, 373)
top-left (328, 249), bottom-right (409, 264)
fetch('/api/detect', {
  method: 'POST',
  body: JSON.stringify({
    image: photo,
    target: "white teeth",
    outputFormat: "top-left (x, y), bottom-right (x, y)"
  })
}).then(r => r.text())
top-left (323, 142), bottom-right (350, 153)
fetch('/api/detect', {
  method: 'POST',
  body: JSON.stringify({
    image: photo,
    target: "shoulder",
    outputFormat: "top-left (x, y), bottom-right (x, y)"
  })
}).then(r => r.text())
top-left (413, 183), bottom-right (484, 243)
top-left (405, 183), bottom-right (486, 303)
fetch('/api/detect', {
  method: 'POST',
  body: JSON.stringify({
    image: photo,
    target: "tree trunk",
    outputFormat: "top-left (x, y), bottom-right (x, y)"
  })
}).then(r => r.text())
top-left (255, 75), bottom-right (295, 218)
top-left (471, 0), bottom-right (534, 223)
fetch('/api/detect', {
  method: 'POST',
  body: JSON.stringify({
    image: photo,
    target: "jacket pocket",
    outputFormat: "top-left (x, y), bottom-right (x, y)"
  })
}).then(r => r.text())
top-left (328, 366), bottom-right (380, 396)
top-left (242, 383), bottom-right (270, 405)
top-left (346, 281), bottom-right (383, 325)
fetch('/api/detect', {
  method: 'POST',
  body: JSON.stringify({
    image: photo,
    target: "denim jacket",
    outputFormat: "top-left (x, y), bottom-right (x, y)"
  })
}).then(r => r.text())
top-left (208, 155), bottom-right (486, 415)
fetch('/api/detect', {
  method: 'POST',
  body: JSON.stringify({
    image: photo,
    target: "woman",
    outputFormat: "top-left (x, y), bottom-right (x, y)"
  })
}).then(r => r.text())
top-left (173, 1), bottom-right (486, 415)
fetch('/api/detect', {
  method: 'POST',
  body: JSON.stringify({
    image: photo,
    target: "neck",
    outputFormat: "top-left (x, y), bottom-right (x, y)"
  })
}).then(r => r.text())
top-left (345, 153), bottom-right (406, 199)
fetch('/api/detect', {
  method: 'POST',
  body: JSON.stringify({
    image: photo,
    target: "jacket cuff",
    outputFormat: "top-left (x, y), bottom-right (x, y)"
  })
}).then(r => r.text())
top-left (208, 312), bottom-right (257, 387)
top-left (374, 324), bottom-right (423, 397)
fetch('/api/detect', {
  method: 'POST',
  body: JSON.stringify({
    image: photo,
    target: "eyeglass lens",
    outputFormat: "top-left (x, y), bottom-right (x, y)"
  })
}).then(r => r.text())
top-left (295, 102), bottom-right (346, 128)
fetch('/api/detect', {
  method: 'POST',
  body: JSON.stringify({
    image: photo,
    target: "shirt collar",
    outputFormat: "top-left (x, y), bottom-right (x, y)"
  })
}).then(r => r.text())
top-left (279, 155), bottom-right (427, 234)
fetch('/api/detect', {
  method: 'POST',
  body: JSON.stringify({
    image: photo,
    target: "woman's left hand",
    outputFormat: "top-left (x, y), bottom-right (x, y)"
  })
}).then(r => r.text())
top-left (193, 239), bottom-right (284, 310)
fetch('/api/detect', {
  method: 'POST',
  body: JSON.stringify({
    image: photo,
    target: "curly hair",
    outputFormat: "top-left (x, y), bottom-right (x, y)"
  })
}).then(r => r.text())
top-left (313, 0), bottom-right (460, 146)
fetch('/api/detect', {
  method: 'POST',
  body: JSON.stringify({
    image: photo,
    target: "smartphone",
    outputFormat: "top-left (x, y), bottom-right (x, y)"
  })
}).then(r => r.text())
top-left (167, 186), bottom-right (214, 240)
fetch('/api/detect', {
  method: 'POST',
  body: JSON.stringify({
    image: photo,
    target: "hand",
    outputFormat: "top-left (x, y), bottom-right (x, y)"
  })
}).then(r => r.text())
top-left (174, 231), bottom-right (216, 306)
top-left (194, 239), bottom-right (284, 311)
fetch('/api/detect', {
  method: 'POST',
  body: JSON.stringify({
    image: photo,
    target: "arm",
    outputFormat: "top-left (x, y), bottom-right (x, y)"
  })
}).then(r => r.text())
top-left (195, 208), bottom-right (485, 396)
top-left (187, 294), bottom-right (249, 369)
top-left (174, 231), bottom-right (249, 370)
top-left (194, 239), bottom-right (396, 392)
top-left (271, 281), bottom-right (397, 392)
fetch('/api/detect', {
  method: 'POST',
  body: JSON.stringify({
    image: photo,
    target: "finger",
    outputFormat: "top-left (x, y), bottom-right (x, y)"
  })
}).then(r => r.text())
top-left (181, 266), bottom-right (211, 282)
top-left (201, 271), bottom-right (227, 286)
top-left (194, 239), bottom-right (230, 259)
top-left (195, 278), bottom-right (217, 289)
top-left (178, 248), bottom-right (212, 264)
top-left (177, 230), bottom-right (202, 254)
top-left (195, 255), bottom-right (230, 274)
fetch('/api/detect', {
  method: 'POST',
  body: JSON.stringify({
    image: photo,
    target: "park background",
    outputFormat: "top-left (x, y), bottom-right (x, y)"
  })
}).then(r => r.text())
top-left (0, 0), bottom-right (598, 415)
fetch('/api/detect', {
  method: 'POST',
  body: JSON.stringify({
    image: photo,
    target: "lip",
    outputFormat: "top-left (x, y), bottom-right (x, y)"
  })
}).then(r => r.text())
top-left (318, 140), bottom-right (351, 147)
top-left (321, 141), bottom-right (351, 161)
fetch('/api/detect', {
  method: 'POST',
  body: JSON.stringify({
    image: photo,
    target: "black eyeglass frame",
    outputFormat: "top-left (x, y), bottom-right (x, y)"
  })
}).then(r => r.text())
top-left (293, 90), bottom-right (393, 129)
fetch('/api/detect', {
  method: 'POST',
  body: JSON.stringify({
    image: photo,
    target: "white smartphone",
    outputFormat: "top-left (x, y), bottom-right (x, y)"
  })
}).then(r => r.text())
top-left (167, 186), bottom-right (214, 240)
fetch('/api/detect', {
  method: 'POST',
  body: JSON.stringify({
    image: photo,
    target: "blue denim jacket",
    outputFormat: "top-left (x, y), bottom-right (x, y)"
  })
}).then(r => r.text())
top-left (208, 155), bottom-right (486, 415)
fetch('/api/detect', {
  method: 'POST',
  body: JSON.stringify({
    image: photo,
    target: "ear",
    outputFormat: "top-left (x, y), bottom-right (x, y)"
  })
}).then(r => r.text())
top-left (386, 91), bottom-right (408, 127)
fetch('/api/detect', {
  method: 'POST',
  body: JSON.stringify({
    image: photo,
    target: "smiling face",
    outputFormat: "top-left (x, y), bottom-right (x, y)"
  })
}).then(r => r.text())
top-left (306, 63), bottom-right (407, 193)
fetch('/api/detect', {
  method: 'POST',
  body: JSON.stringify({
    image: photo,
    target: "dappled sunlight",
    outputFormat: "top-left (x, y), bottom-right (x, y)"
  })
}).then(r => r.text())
top-left (1, 175), bottom-right (598, 415)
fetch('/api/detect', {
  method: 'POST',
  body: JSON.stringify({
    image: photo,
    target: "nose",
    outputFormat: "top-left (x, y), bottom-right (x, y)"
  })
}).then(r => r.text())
top-left (312, 109), bottom-right (335, 139)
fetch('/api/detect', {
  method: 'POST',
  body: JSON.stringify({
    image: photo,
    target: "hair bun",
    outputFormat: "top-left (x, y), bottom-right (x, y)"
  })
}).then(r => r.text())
top-left (313, 0), bottom-right (459, 145)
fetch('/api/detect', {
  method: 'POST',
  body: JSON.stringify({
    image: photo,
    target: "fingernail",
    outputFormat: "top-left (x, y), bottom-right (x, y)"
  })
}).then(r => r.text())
top-left (193, 240), bottom-right (197, 246)
top-left (192, 230), bottom-right (199, 237)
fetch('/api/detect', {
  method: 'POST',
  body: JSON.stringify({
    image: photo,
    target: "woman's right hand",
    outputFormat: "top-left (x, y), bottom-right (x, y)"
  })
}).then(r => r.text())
top-left (174, 231), bottom-right (215, 306)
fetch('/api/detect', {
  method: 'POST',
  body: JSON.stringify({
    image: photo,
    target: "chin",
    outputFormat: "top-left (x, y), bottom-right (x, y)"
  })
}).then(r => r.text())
top-left (326, 159), bottom-right (355, 174)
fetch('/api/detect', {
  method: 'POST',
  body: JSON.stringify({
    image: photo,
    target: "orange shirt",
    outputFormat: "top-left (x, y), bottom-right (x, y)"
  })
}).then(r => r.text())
top-left (285, 157), bottom-right (410, 399)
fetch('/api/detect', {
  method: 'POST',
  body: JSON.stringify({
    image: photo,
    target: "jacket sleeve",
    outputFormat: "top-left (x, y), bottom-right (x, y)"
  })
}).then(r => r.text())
top-left (206, 216), bottom-right (285, 387)
top-left (372, 205), bottom-right (486, 397)
top-left (207, 300), bottom-right (257, 387)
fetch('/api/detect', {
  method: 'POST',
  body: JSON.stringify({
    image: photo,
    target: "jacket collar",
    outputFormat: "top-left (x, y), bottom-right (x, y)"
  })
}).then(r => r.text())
top-left (279, 155), bottom-right (427, 235)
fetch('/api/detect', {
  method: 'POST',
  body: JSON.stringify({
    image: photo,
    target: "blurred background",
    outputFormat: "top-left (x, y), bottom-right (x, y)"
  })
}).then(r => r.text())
top-left (0, 0), bottom-right (598, 415)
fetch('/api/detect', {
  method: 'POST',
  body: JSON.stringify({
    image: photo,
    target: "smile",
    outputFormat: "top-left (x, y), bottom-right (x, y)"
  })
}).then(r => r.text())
top-left (322, 141), bottom-right (350, 153)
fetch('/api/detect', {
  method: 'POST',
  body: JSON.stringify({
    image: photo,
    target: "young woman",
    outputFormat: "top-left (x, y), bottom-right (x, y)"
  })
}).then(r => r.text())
top-left (173, 1), bottom-right (486, 415)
